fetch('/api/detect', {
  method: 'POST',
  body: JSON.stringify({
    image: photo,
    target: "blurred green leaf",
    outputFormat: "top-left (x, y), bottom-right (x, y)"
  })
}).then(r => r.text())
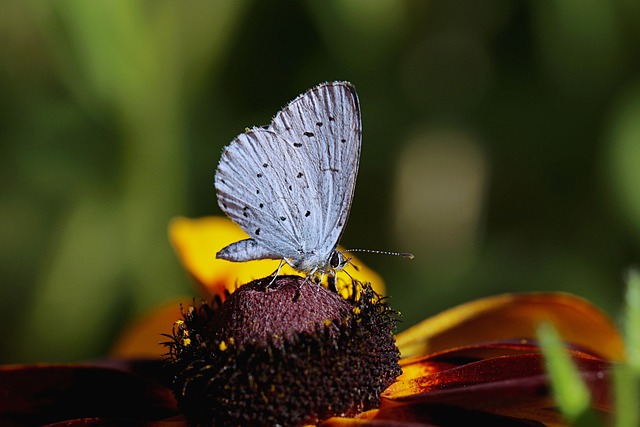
top-left (613, 364), bottom-right (639, 427)
top-left (608, 86), bottom-right (640, 238)
top-left (18, 198), bottom-right (125, 362)
top-left (3, 0), bottom-right (250, 361)
top-left (624, 269), bottom-right (640, 372)
top-left (537, 322), bottom-right (595, 425)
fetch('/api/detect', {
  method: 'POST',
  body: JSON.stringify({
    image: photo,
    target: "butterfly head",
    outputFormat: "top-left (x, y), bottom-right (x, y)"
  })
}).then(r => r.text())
top-left (328, 249), bottom-right (349, 271)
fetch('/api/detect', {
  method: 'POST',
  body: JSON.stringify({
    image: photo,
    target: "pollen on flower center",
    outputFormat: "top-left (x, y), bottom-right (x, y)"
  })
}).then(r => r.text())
top-left (165, 275), bottom-right (401, 427)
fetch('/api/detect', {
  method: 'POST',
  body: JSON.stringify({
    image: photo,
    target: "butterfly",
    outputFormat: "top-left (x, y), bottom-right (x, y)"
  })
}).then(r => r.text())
top-left (214, 81), bottom-right (361, 281)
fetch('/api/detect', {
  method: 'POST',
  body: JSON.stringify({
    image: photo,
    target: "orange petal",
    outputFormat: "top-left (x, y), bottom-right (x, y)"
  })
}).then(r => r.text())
top-left (376, 350), bottom-right (611, 425)
top-left (398, 340), bottom-right (542, 381)
top-left (328, 404), bottom-right (563, 426)
top-left (395, 293), bottom-right (624, 362)
top-left (389, 353), bottom-right (609, 402)
top-left (169, 216), bottom-right (385, 299)
top-left (110, 297), bottom-right (194, 358)
top-left (322, 415), bottom-right (432, 426)
top-left (325, 342), bottom-right (609, 426)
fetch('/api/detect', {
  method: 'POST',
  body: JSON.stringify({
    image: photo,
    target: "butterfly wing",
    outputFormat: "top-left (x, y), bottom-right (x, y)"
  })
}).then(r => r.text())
top-left (215, 82), bottom-right (362, 271)
top-left (269, 82), bottom-right (362, 260)
top-left (215, 128), bottom-right (317, 261)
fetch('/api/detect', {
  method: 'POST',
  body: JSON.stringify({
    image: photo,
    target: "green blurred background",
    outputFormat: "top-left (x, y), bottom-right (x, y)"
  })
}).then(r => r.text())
top-left (2, 0), bottom-right (640, 363)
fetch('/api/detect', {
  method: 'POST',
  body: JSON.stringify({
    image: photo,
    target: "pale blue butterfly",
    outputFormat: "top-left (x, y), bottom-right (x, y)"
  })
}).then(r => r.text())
top-left (215, 81), bottom-right (410, 282)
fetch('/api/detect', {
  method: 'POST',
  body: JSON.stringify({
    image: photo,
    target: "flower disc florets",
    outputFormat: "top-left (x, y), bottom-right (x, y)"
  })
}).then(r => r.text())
top-left (165, 275), bottom-right (401, 426)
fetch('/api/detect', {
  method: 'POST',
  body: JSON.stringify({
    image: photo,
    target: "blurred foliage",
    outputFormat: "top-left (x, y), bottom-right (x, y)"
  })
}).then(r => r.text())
top-left (538, 269), bottom-right (640, 426)
top-left (1, 0), bottom-right (640, 363)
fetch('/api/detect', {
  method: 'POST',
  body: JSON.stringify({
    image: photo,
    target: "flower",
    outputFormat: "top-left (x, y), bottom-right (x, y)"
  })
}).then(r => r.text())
top-left (0, 217), bottom-right (626, 426)
top-left (111, 216), bottom-right (385, 359)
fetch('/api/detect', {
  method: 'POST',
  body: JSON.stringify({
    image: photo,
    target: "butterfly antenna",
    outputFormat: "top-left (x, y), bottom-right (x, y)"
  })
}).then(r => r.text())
top-left (344, 249), bottom-right (415, 259)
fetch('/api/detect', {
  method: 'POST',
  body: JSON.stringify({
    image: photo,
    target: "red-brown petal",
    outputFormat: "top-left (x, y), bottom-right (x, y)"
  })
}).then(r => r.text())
top-left (398, 340), bottom-right (604, 381)
top-left (0, 364), bottom-right (179, 427)
top-left (383, 352), bottom-right (612, 424)
top-left (395, 293), bottom-right (624, 362)
top-left (324, 405), bottom-right (553, 426)
top-left (43, 416), bottom-right (188, 427)
top-left (321, 414), bottom-right (437, 426)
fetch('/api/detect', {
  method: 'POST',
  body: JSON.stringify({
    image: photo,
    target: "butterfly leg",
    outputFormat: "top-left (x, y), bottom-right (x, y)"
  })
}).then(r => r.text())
top-left (291, 268), bottom-right (316, 301)
top-left (327, 270), bottom-right (338, 293)
top-left (267, 258), bottom-right (287, 288)
top-left (301, 268), bottom-right (319, 287)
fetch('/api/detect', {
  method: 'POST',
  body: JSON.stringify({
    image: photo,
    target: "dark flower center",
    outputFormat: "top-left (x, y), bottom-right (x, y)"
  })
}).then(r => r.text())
top-left (165, 275), bottom-right (401, 427)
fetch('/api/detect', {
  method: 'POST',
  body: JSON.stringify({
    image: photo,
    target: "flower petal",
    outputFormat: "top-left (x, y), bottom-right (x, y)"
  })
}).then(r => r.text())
top-left (376, 347), bottom-right (613, 426)
top-left (110, 297), bottom-right (194, 358)
top-left (321, 415), bottom-right (436, 426)
top-left (398, 340), bottom-right (540, 381)
top-left (398, 340), bottom-right (605, 382)
top-left (0, 364), bottom-right (179, 426)
top-left (43, 416), bottom-right (187, 427)
top-left (169, 216), bottom-right (385, 298)
top-left (395, 293), bottom-right (624, 362)
top-left (326, 404), bottom-right (557, 426)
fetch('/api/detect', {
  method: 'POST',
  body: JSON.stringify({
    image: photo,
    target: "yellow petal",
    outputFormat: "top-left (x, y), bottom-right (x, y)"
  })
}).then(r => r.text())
top-left (395, 292), bottom-right (624, 362)
top-left (169, 216), bottom-right (385, 299)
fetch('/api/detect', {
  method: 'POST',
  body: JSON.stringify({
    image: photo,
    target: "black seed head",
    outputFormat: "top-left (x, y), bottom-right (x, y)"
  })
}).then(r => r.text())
top-left (164, 276), bottom-right (401, 427)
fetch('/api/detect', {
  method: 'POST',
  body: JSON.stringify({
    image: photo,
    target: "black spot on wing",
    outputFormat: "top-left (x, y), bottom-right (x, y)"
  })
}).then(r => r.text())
top-left (303, 131), bottom-right (314, 137)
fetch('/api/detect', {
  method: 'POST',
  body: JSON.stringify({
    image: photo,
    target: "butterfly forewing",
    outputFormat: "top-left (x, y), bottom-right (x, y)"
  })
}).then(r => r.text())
top-left (215, 81), bottom-right (361, 271)
top-left (269, 82), bottom-right (361, 254)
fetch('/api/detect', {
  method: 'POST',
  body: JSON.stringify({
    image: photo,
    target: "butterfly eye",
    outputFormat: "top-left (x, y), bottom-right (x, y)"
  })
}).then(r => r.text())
top-left (329, 251), bottom-right (344, 269)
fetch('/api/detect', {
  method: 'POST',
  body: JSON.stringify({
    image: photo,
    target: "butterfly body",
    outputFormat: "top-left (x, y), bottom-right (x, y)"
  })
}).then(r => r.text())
top-left (215, 82), bottom-right (361, 278)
